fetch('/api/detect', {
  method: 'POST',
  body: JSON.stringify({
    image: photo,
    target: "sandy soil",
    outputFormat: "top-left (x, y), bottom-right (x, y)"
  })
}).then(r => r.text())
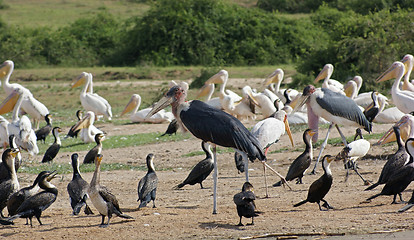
top-left (1, 118), bottom-right (414, 240)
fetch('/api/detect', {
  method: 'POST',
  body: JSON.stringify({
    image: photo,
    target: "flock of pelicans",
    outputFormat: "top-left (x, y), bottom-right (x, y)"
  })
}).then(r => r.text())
top-left (0, 53), bottom-right (414, 228)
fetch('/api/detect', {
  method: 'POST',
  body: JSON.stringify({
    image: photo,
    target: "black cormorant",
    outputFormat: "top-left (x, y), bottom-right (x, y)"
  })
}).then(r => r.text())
top-left (175, 141), bottom-right (213, 189)
top-left (0, 148), bottom-right (19, 217)
top-left (160, 119), bottom-right (178, 136)
top-left (273, 129), bottom-right (316, 187)
top-left (41, 127), bottom-right (62, 163)
top-left (293, 155), bottom-right (335, 211)
top-left (83, 133), bottom-right (105, 164)
top-left (363, 91), bottom-right (380, 122)
top-left (66, 110), bottom-right (82, 138)
top-left (35, 114), bottom-right (52, 143)
top-left (233, 182), bottom-right (261, 226)
top-left (88, 154), bottom-right (133, 227)
top-left (0, 135), bottom-right (21, 182)
top-left (365, 126), bottom-right (408, 191)
top-left (137, 153), bottom-right (158, 209)
top-left (7, 171), bottom-right (50, 224)
top-left (67, 153), bottom-right (93, 215)
top-left (0, 171), bottom-right (58, 226)
top-left (366, 138), bottom-right (414, 204)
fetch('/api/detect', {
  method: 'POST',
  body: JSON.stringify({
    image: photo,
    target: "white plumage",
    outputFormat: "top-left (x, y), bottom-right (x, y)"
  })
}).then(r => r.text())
top-left (72, 111), bottom-right (103, 143)
top-left (121, 94), bottom-right (174, 123)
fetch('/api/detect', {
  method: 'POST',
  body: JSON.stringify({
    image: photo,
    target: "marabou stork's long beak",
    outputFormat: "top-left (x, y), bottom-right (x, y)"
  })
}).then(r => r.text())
top-left (376, 62), bottom-right (408, 83)
top-left (283, 114), bottom-right (294, 147)
top-left (376, 116), bottom-right (410, 145)
top-left (291, 94), bottom-right (309, 114)
top-left (121, 96), bottom-right (137, 116)
top-left (0, 90), bottom-right (20, 115)
top-left (146, 95), bottom-right (174, 119)
top-left (71, 72), bottom-right (88, 88)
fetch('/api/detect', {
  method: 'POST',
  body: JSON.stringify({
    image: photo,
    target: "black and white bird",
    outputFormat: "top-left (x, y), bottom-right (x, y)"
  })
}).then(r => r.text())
top-left (0, 148), bottom-right (20, 217)
top-left (0, 171), bottom-right (58, 226)
top-left (66, 110), bottom-right (82, 138)
top-left (293, 155), bottom-right (335, 211)
top-left (67, 153), bottom-right (93, 215)
top-left (294, 85), bottom-right (371, 174)
top-left (137, 154), bottom-right (158, 209)
top-left (175, 141), bottom-right (214, 189)
top-left (35, 114), bottom-right (52, 143)
top-left (0, 135), bottom-right (21, 182)
top-left (88, 154), bottom-right (133, 227)
top-left (83, 133), bottom-right (105, 164)
top-left (41, 127), bottom-right (63, 163)
top-left (147, 85), bottom-right (284, 214)
top-left (233, 182), bottom-right (261, 226)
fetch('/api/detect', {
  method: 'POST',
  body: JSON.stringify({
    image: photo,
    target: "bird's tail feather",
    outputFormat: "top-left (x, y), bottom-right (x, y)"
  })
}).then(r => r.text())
top-left (118, 213), bottom-right (134, 219)
top-left (364, 182), bottom-right (379, 191)
top-left (174, 183), bottom-right (185, 190)
top-left (294, 200), bottom-right (308, 207)
top-left (272, 181), bottom-right (282, 187)
top-left (84, 204), bottom-right (94, 215)
top-left (367, 193), bottom-right (381, 201)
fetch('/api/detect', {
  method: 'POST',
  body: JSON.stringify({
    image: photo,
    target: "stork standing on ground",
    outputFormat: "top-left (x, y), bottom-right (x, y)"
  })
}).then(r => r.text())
top-left (146, 85), bottom-right (288, 214)
top-left (294, 85), bottom-right (371, 174)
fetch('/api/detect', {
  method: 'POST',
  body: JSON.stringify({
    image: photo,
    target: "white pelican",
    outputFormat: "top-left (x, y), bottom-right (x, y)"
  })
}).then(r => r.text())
top-left (121, 94), bottom-right (174, 123)
top-left (0, 60), bottom-right (49, 129)
top-left (0, 89), bottom-right (39, 155)
top-left (400, 54), bottom-right (414, 91)
top-left (374, 107), bottom-right (404, 124)
top-left (204, 70), bottom-right (242, 110)
top-left (294, 85), bottom-right (371, 174)
top-left (196, 83), bottom-right (222, 109)
top-left (264, 68), bottom-right (299, 103)
top-left (0, 116), bottom-right (9, 148)
top-left (376, 114), bottom-right (414, 145)
top-left (72, 111), bottom-right (103, 143)
top-left (225, 86), bottom-right (260, 121)
top-left (243, 86), bottom-right (276, 118)
top-left (314, 64), bottom-right (345, 95)
top-left (72, 72), bottom-right (112, 120)
top-left (376, 61), bottom-right (414, 113)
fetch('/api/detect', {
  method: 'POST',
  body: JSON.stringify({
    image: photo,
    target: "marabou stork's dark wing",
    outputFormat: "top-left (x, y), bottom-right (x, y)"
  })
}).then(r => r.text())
top-left (317, 88), bottom-right (371, 132)
top-left (180, 100), bottom-right (265, 161)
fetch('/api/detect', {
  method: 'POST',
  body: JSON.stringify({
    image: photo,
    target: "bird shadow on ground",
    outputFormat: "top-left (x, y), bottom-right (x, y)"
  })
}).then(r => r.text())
top-left (38, 219), bottom-right (134, 232)
top-left (122, 207), bottom-right (141, 213)
top-left (166, 205), bottom-right (199, 210)
top-left (199, 221), bottom-right (241, 230)
top-left (61, 142), bottom-right (85, 149)
top-left (334, 203), bottom-right (387, 211)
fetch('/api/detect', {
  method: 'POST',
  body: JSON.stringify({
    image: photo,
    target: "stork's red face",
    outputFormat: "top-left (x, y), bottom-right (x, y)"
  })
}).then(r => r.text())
top-left (146, 85), bottom-right (187, 119)
top-left (303, 85), bottom-right (316, 96)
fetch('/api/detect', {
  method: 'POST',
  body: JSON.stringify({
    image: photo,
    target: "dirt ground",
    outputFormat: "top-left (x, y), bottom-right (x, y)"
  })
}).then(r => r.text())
top-left (1, 119), bottom-right (414, 240)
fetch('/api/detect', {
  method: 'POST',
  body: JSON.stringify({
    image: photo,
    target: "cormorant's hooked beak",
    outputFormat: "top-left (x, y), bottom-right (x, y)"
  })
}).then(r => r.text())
top-left (10, 148), bottom-right (19, 158)
top-left (376, 62), bottom-right (407, 83)
top-left (47, 170), bottom-right (58, 181)
top-left (376, 116), bottom-right (410, 145)
top-left (325, 155), bottom-right (335, 163)
top-left (283, 114), bottom-right (294, 147)
top-left (0, 90), bottom-right (20, 115)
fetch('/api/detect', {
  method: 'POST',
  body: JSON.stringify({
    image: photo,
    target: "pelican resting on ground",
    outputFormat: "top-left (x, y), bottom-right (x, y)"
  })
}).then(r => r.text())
top-left (88, 154), bottom-right (133, 227)
top-left (0, 60), bottom-right (49, 129)
top-left (71, 72), bottom-right (112, 120)
top-left (121, 94), bottom-right (174, 123)
top-left (72, 111), bottom-right (104, 143)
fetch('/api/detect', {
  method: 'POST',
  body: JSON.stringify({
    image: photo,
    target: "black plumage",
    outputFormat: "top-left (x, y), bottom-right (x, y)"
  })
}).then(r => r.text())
top-left (363, 91), bottom-right (380, 123)
top-left (294, 155), bottom-right (335, 211)
top-left (365, 126), bottom-right (408, 191)
top-left (274, 129), bottom-right (315, 187)
top-left (66, 110), bottom-right (82, 138)
top-left (88, 154), bottom-right (133, 227)
top-left (234, 151), bottom-right (245, 173)
top-left (35, 114), bottom-right (52, 143)
top-left (83, 133), bottom-right (105, 164)
top-left (41, 127), bottom-right (62, 163)
top-left (67, 153), bottom-right (93, 215)
top-left (398, 190), bottom-right (414, 212)
top-left (7, 171), bottom-right (50, 224)
top-left (137, 154), bottom-right (158, 209)
top-left (0, 148), bottom-right (19, 217)
top-left (233, 182), bottom-right (261, 226)
top-left (175, 141), bottom-right (213, 189)
top-left (1, 171), bottom-right (58, 226)
top-left (0, 135), bottom-right (21, 182)
top-left (160, 119), bottom-right (178, 136)
top-left (366, 138), bottom-right (414, 204)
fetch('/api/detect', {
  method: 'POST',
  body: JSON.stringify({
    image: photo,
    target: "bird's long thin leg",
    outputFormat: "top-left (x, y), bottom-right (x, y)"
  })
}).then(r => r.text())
top-left (263, 164), bottom-right (269, 198)
top-left (262, 162), bottom-right (292, 190)
top-left (335, 124), bottom-right (348, 147)
top-left (311, 123), bottom-right (334, 174)
top-left (352, 161), bottom-right (370, 185)
top-left (212, 144), bottom-right (218, 215)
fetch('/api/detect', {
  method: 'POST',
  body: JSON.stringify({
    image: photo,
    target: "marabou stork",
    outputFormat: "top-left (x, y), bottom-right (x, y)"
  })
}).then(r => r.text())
top-left (294, 85), bottom-right (371, 174)
top-left (146, 85), bottom-right (287, 214)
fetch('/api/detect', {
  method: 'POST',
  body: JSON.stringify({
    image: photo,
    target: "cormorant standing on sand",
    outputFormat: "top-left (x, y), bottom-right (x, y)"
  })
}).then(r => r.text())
top-left (293, 155), bottom-right (335, 211)
top-left (35, 114), bottom-right (52, 143)
top-left (41, 127), bottom-right (62, 163)
top-left (137, 154), bottom-right (158, 209)
top-left (175, 141), bottom-right (213, 189)
top-left (161, 119), bottom-right (178, 136)
top-left (67, 153), bottom-right (93, 215)
top-left (0, 148), bottom-right (20, 217)
top-left (233, 182), bottom-right (261, 226)
top-left (88, 154), bottom-right (133, 227)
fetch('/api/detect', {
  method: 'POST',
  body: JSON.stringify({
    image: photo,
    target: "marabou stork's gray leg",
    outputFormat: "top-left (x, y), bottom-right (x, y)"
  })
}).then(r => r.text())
top-left (263, 163), bottom-right (269, 198)
top-left (212, 144), bottom-right (218, 214)
top-left (311, 123), bottom-right (334, 174)
top-left (335, 124), bottom-right (348, 147)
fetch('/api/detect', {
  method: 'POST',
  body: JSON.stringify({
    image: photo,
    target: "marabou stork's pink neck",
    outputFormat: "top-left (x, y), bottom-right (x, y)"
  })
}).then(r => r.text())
top-left (171, 89), bottom-right (187, 119)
